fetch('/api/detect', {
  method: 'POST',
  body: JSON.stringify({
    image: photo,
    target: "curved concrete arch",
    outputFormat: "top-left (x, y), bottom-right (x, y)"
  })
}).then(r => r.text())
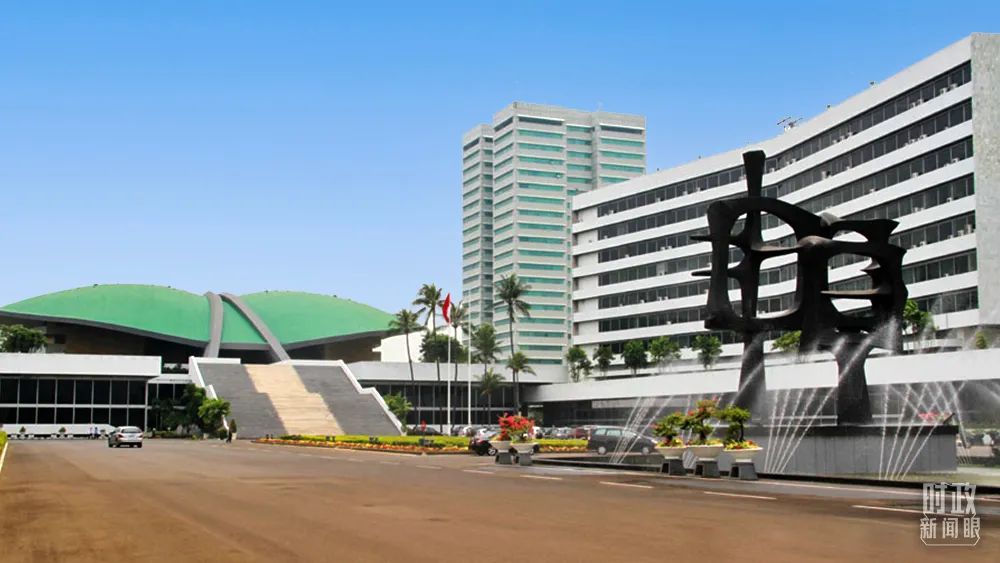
top-left (219, 293), bottom-right (290, 362)
top-left (203, 292), bottom-right (224, 358)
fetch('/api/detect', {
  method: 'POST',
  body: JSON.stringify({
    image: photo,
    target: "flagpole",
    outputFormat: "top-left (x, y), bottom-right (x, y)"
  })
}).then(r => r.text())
top-left (446, 322), bottom-right (451, 432)
top-left (466, 314), bottom-right (472, 426)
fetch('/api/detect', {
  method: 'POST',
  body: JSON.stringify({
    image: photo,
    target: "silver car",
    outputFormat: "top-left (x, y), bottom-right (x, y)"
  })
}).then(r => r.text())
top-left (108, 426), bottom-right (144, 448)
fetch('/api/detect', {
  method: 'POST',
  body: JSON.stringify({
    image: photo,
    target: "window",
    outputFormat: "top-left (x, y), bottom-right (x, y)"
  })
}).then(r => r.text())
top-left (519, 236), bottom-right (563, 245)
top-left (519, 183), bottom-right (563, 193)
top-left (567, 125), bottom-right (593, 133)
top-left (567, 138), bottom-right (592, 146)
top-left (518, 128), bottom-right (563, 139)
top-left (601, 124), bottom-right (645, 134)
top-left (57, 379), bottom-right (74, 405)
top-left (519, 195), bottom-right (563, 205)
top-left (519, 169), bottom-right (563, 179)
top-left (93, 380), bottom-right (110, 404)
top-left (601, 137), bottom-right (644, 147)
top-left (567, 163), bottom-right (592, 172)
top-left (601, 163), bottom-right (644, 173)
top-left (519, 262), bottom-right (564, 271)
top-left (567, 151), bottom-right (592, 159)
top-left (520, 209), bottom-right (563, 219)
top-left (599, 150), bottom-right (644, 160)
top-left (519, 156), bottom-right (564, 166)
top-left (38, 379), bottom-right (56, 404)
top-left (518, 222), bottom-right (564, 231)
top-left (518, 142), bottom-right (563, 153)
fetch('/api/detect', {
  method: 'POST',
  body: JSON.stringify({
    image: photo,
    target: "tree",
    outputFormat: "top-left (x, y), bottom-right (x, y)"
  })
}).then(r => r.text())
top-left (414, 284), bottom-right (444, 426)
top-left (718, 404), bottom-right (751, 444)
top-left (505, 351), bottom-right (535, 413)
top-left (648, 336), bottom-right (681, 373)
top-left (565, 346), bottom-right (592, 382)
top-left (389, 309), bottom-right (423, 421)
top-left (975, 331), bottom-right (989, 350)
top-left (622, 340), bottom-right (648, 375)
top-left (0, 324), bottom-right (47, 353)
top-left (478, 369), bottom-right (503, 420)
top-left (496, 274), bottom-right (533, 413)
top-left (472, 324), bottom-right (499, 376)
top-left (419, 332), bottom-right (464, 363)
top-left (691, 334), bottom-right (722, 370)
top-left (593, 346), bottom-right (613, 376)
top-left (179, 384), bottom-right (206, 431)
top-left (383, 392), bottom-right (412, 424)
top-left (903, 299), bottom-right (934, 336)
top-left (197, 398), bottom-right (231, 436)
top-left (771, 331), bottom-right (801, 355)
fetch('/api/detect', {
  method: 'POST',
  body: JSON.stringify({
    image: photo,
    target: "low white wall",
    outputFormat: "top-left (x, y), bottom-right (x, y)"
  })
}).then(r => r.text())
top-left (348, 361), bottom-right (566, 384)
top-left (0, 353), bottom-right (161, 377)
top-left (527, 349), bottom-right (1000, 403)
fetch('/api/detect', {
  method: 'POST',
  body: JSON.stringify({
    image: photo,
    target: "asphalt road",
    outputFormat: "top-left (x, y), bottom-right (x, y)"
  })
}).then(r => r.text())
top-left (1, 440), bottom-right (997, 562)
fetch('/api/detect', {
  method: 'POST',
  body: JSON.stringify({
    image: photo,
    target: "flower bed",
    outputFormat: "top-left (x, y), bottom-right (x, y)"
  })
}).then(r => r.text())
top-left (254, 435), bottom-right (587, 454)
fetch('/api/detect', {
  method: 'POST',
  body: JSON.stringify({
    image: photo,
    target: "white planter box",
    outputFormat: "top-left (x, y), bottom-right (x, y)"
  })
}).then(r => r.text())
top-left (725, 447), bottom-right (762, 463)
top-left (512, 442), bottom-right (536, 454)
top-left (491, 440), bottom-right (511, 453)
top-left (687, 444), bottom-right (724, 461)
top-left (655, 445), bottom-right (686, 459)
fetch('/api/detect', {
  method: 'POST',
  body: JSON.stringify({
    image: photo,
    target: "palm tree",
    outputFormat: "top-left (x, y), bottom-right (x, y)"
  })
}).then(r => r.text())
top-left (495, 274), bottom-right (531, 413)
top-left (414, 284), bottom-right (443, 426)
top-left (472, 324), bottom-right (499, 377)
top-left (389, 309), bottom-right (422, 425)
top-left (505, 351), bottom-right (535, 414)
top-left (479, 369), bottom-right (503, 423)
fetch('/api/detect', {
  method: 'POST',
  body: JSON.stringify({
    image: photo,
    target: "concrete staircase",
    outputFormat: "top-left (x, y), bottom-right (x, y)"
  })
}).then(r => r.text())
top-left (295, 365), bottom-right (401, 436)
top-left (245, 364), bottom-right (343, 436)
top-left (197, 363), bottom-right (286, 439)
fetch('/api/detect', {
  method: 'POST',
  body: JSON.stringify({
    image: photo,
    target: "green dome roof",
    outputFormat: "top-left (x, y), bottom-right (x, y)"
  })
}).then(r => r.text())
top-left (0, 284), bottom-right (393, 349)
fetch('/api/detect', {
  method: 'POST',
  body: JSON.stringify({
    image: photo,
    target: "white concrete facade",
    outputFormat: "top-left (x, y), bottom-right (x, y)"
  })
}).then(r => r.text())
top-left (463, 103), bottom-right (646, 366)
top-left (571, 34), bottom-right (999, 373)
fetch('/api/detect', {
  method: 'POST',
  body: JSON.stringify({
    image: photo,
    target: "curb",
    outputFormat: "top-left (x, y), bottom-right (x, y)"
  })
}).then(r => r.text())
top-left (532, 457), bottom-right (1000, 495)
top-left (0, 440), bottom-right (8, 477)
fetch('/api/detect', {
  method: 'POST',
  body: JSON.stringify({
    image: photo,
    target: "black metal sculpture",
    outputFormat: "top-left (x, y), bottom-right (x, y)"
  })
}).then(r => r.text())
top-left (693, 150), bottom-right (907, 425)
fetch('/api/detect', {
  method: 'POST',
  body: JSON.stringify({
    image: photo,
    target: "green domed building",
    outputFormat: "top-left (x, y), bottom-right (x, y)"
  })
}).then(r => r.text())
top-left (0, 285), bottom-right (394, 364)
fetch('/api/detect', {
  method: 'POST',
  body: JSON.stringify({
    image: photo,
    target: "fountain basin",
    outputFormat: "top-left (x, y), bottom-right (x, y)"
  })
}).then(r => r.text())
top-left (745, 424), bottom-right (958, 476)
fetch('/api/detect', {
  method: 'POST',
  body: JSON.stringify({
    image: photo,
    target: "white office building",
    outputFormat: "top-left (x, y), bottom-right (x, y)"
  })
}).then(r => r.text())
top-left (571, 33), bottom-right (1000, 375)
top-left (463, 103), bottom-right (646, 365)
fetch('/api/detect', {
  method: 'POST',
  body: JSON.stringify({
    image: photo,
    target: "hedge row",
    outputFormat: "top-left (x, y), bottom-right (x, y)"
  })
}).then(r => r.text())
top-left (0, 431), bottom-right (7, 452)
top-left (280, 434), bottom-right (470, 448)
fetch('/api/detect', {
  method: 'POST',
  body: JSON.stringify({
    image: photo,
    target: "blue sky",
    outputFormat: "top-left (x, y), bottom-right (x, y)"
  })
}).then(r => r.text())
top-left (0, 2), bottom-right (996, 313)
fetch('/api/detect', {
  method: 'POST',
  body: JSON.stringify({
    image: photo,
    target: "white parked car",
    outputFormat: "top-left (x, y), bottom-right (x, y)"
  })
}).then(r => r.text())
top-left (108, 426), bottom-right (144, 448)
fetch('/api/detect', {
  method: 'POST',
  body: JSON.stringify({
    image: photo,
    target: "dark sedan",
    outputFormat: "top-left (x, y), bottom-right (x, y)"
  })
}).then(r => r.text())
top-left (587, 426), bottom-right (657, 455)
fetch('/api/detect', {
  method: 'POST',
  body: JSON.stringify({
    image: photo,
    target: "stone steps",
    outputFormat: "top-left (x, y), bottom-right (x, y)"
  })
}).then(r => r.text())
top-left (245, 364), bottom-right (343, 436)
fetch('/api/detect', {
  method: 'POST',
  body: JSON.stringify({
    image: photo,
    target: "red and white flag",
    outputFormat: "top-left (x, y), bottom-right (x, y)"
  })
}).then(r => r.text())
top-left (441, 293), bottom-right (452, 324)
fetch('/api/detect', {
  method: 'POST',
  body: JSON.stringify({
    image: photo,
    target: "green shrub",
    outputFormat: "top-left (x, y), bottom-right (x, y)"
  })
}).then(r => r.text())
top-left (279, 434), bottom-right (470, 448)
top-left (0, 431), bottom-right (7, 451)
top-left (536, 438), bottom-right (586, 448)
